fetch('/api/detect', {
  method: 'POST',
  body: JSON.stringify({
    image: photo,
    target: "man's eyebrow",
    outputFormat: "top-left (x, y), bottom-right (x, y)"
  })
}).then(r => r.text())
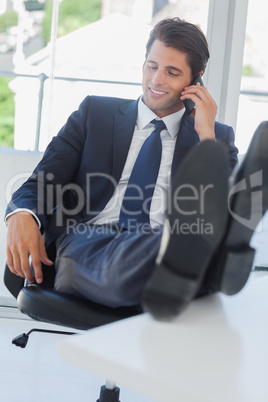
top-left (147, 60), bottom-right (158, 65)
top-left (166, 66), bottom-right (184, 74)
top-left (147, 60), bottom-right (183, 74)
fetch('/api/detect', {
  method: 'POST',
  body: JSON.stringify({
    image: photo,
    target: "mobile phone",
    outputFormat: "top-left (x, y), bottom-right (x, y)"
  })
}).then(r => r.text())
top-left (183, 74), bottom-right (204, 115)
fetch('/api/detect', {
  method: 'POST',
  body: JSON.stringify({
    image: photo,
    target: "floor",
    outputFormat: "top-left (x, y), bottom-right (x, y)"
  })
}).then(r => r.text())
top-left (0, 308), bottom-right (155, 402)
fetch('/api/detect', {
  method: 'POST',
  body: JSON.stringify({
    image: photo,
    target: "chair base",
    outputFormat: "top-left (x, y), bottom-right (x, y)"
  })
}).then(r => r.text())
top-left (12, 328), bottom-right (76, 348)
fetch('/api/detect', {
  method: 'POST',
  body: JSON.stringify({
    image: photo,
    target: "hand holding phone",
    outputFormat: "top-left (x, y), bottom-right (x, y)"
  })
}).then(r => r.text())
top-left (183, 74), bottom-right (204, 115)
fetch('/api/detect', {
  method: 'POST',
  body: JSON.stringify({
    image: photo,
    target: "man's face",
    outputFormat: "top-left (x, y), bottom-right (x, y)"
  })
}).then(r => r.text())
top-left (142, 39), bottom-right (192, 118)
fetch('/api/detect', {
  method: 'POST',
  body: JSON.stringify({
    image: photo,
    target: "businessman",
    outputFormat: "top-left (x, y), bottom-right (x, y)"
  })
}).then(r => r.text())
top-left (5, 18), bottom-right (268, 320)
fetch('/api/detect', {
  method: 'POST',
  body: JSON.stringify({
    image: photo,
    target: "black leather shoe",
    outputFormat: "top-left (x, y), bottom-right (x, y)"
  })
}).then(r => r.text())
top-left (205, 121), bottom-right (268, 295)
top-left (142, 140), bottom-right (229, 320)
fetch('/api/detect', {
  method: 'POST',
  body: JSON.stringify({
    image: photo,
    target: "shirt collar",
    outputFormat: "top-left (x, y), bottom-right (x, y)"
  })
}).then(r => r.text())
top-left (137, 96), bottom-right (185, 139)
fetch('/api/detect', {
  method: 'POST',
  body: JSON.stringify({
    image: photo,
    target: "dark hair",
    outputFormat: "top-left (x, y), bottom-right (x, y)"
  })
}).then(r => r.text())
top-left (145, 17), bottom-right (210, 79)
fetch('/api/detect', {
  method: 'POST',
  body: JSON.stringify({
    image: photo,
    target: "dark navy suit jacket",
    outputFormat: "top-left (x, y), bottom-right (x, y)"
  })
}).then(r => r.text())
top-left (6, 95), bottom-right (238, 249)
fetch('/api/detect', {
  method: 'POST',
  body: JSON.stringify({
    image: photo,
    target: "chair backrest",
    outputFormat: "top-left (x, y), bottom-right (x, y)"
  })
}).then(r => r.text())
top-left (4, 265), bottom-right (25, 299)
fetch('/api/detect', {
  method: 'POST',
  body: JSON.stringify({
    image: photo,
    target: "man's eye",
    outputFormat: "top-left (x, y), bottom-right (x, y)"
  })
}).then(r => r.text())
top-left (168, 71), bottom-right (179, 77)
top-left (148, 65), bottom-right (157, 70)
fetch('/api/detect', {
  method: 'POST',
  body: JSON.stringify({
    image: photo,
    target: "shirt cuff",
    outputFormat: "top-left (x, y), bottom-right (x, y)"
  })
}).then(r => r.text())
top-left (5, 209), bottom-right (41, 229)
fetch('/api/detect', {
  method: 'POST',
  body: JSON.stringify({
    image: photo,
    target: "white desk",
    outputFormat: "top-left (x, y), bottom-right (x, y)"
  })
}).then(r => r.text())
top-left (59, 274), bottom-right (268, 402)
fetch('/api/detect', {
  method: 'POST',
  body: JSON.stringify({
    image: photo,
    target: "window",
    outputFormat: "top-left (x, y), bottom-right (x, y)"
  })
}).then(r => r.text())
top-left (236, 0), bottom-right (268, 154)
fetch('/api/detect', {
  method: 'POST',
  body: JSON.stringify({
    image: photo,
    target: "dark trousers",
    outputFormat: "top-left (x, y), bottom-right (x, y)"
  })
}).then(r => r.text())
top-left (54, 224), bottom-right (162, 307)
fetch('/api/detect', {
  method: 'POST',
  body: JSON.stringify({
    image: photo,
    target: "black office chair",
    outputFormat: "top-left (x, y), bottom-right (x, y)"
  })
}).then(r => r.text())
top-left (4, 263), bottom-right (140, 402)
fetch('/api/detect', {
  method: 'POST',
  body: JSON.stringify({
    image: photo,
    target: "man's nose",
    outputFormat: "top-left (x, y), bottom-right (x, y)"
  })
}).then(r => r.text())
top-left (152, 68), bottom-right (165, 86)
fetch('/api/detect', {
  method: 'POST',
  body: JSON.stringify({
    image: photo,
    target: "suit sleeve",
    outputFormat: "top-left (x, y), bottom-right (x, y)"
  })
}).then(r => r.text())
top-left (5, 96), bottom-right (92, 232)
top-left (225, 125), bottom-right (239, 172)
top-left (215, 122), bottom-right (239, 172)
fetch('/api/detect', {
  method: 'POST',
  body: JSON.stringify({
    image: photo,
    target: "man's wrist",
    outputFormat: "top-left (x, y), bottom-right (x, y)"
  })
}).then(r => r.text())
top-left (198, 130), bottom-right (216, 141)
top-left (5, 209), bottom-right (41, 229)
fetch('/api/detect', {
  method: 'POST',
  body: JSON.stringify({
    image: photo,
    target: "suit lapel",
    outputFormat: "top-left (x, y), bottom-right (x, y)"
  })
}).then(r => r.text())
top-left (112, 99), bottom-right (139, 183)
top-left (171, 112), bottom-right (200, 177)
top-left (111, 102), bottom-right (200, 184)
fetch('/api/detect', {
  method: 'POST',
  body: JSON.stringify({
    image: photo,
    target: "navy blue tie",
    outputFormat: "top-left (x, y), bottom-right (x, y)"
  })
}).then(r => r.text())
top-left (119, 119), bottom-right (166, 230)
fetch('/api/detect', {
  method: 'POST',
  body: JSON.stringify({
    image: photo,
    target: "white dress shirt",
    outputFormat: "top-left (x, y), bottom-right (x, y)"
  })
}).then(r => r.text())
top-left (90, 98), bottom-right (185, 227)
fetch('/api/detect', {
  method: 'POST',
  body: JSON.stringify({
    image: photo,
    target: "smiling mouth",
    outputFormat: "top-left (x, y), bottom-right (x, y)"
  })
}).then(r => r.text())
top-left (149, 87), bottom-right (168, 95)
